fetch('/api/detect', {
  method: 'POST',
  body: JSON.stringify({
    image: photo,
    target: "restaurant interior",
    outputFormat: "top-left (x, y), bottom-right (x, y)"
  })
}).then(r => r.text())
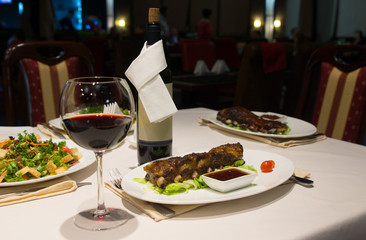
top-left (0, 0), bottom-right (366, 145)
top-left (2, 0), bottom-right (366, 237)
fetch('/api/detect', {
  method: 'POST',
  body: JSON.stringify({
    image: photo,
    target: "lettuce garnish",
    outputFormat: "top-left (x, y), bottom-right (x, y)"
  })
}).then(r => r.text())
top-left (133, 160), bottom-right (256, 195)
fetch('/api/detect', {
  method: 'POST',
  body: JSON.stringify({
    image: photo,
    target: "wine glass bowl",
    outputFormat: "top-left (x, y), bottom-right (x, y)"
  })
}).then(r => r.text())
top-left (63, 113), bottom-right (132, 150)
top-left (60, 76), bottom-right (135, 230)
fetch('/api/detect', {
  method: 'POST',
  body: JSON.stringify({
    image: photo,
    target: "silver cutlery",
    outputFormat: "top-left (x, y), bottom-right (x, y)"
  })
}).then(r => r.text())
top-left (290, 175), bottom-right (314, 187)
top-left (108, 168), bottom-right (175, 217)
top-left (266, 133), bottom-right (326, 144)
top-left (0, 182), bottom-right (92, 199)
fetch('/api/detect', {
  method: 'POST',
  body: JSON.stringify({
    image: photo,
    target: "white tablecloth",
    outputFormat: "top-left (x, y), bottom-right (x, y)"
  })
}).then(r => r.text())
top-left (1, 108), bottom-right (366, 240)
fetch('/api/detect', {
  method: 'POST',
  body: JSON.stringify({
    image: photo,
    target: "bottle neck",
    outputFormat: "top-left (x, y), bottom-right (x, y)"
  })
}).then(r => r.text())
top-left (146, 22), bottom-right (161, 46)
top-left (146, 20), bottom-right (171, 84)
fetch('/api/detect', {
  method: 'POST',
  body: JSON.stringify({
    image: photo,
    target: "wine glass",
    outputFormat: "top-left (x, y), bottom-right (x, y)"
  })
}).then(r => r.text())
top-left (60, 76), bottom-right (135, 230)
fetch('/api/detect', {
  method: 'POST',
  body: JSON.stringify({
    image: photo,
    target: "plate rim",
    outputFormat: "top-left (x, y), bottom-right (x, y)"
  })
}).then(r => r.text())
top-left (207, 111), bottom-right (317, 138)
top-left (0, 139), bottom-right (95, 187)
top-left (122, 149), bottom-right (295, 205)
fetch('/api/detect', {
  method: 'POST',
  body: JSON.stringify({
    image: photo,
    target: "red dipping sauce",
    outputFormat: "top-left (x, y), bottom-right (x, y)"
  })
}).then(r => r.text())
top-left (205, 168), bottom-right (249, 181)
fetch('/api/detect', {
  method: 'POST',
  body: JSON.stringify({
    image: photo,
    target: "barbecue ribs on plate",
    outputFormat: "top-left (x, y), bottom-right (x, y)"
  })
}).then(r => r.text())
top-left (143, 143), bottom-right (243, 189)
top-left (217, 106), bottom-right (288, 134)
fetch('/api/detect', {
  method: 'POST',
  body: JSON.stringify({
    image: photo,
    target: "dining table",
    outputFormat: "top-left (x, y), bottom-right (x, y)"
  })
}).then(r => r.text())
top-left (1, 107), bottom-right (366, 240)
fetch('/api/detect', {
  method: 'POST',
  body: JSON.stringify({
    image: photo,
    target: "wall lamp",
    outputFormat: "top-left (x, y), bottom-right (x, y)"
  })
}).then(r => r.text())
top-left (115, 18), bottom-right (126, 28)
top-left (253, 19), bottom-right (262, 28)
top-left (274, 19), bottom-right (281, 28)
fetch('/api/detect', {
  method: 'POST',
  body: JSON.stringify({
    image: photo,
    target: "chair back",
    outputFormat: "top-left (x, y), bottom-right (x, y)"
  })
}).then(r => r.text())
top-left (82, 37), bottom-right (106, 75)
top-left (234, 42), bottom-right (289, 113)
top-left (213, 38), bottom-right (240, 69)
top-left (296, 45), bottom-right (366, 143)
top-left (179, 39), bottom-right (215, 72)
top-left (2, 41), bottom-right (95, 126)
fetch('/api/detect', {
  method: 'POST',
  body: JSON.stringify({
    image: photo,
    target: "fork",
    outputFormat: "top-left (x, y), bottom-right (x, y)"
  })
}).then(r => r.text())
top-left (108, 168), bottom-right (175, 217)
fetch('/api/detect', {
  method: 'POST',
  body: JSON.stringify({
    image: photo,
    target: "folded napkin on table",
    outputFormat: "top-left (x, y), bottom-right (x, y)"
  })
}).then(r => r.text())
top-left (125, 40), bottom-right (177, 123)
top-left (0, 178), bottom-right (77, 207)
top-left (294, 168), bottom-right (310, 178)
top-left (105, 181), bottom-right (202, 222)
top-left (193, 60), bottom-right (210, 76)
top-left (37, 123), bottom-right (69, 139)
top-left (211, 59), bottom-right (230, 74)
top-left (198, 117), bottom-right (326, 148)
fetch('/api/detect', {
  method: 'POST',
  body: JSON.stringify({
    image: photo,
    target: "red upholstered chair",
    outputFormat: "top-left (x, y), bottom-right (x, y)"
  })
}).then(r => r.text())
top-left (179, 39), bottom-right (216, 72)
top-left (2, 41), bottom-right (95, 126)
top-left (82, 37), bottom-right (106, 75)
top-left (213, 38), bottom-right (240, 69)
top-left (296, 45), bottom-right (366, 144)
top-left (234, 42), bottom-right (289, 113)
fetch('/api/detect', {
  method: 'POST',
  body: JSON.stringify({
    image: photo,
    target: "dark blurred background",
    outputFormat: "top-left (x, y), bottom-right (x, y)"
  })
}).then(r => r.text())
top-left (1, 0), bottom-right (365, 125)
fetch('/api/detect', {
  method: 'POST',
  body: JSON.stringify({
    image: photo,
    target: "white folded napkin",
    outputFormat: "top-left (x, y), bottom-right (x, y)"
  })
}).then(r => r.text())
top-left (193, 60), bottom-right (210, 76)
top-left (125, 40), bottom-right (177, 123)
top-left (105, 181), bottom-right (202, 222)
top-left (103, 102), bottom-right (123, 114)
top-left (211, 59), bottom-right (230, 74)
top-left (0, 179), bottom-right (77, 207)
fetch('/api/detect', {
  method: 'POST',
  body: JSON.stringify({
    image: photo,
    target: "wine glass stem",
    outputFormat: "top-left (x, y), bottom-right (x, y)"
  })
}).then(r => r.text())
top-left (94, 150), bottom-right (109, 217)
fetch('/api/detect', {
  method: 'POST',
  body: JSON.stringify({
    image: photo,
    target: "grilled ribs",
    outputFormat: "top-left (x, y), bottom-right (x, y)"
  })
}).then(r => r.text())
top-left (217, 106), bottom-right (288, 134)
top-left (143, 143), bottom-right (243, 188)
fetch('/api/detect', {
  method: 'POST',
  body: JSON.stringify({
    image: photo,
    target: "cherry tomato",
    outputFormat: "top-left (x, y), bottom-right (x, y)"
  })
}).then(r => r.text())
top-left (62, 146), bottom-right (72, 153)
top-left (261, 160), bottom-right (275, 172)
top-left (268, 160), bottom-right (275, 168)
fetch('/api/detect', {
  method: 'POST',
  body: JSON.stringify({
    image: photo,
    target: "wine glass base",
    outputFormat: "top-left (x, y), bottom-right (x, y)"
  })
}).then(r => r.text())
top-left (74, 208), bottom-right (129, 231)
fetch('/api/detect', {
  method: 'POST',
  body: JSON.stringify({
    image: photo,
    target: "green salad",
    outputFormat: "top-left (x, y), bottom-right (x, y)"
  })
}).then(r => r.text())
top-left (133, 159), bottom-right (257, 195)
top-left (0, 131), bottom-right (82, 183)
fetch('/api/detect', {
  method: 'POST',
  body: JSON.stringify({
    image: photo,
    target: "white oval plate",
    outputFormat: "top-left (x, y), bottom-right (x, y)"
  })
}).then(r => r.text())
top-left (122, 149), bottom-right (294, 205)
top-left (208, 111), bottom-right (317, 138)
top-left (0, 139), bottom-right (95, 187)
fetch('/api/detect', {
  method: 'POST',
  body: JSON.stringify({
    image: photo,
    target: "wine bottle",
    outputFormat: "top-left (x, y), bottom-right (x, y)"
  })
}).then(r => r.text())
top-left (137, 8), bottom-right (173, 165)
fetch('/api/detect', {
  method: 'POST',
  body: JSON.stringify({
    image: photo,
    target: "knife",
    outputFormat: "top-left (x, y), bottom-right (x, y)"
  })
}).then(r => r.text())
top-left (291, 176), bottom-right (314, 187)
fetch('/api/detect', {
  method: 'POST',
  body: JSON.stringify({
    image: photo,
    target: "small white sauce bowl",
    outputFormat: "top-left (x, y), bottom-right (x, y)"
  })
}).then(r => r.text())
top-left (202, 167), bottom-right (257, 193)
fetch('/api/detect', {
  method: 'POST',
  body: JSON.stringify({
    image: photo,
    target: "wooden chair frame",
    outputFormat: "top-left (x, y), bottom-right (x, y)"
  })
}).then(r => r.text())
top-left (296, 45), bottom-right (366, 143)
top-left (2, 41), bottom-right (95, 126)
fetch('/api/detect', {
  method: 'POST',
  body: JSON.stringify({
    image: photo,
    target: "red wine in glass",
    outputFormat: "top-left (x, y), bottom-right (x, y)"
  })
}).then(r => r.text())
top-left (63, 114), bottom-right (132, 150)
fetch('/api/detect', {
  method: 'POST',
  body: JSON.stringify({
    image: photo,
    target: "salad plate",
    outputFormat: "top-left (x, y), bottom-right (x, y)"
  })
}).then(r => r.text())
top-left (0, 139), bottom-right (95, 187)
top-left (122, 149), bottom-right (295, 205)
top-left (207, 112), bottom-right (317, 138)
